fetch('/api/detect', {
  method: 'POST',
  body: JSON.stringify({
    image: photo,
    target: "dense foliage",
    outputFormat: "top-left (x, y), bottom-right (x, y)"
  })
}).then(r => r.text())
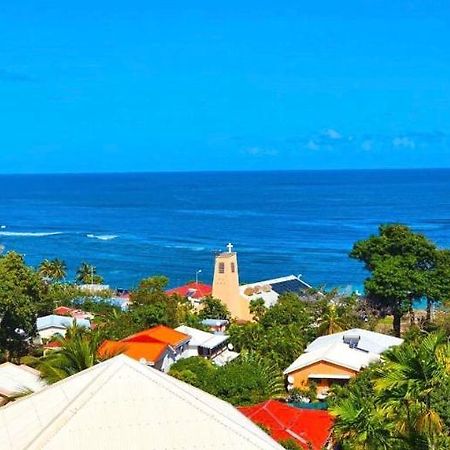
top-left (329, 332), bottom-right (450, 450)
top-left (169, 352), bottom-right (284, 406)
top-left (351, 224), bottom-right (450, 336)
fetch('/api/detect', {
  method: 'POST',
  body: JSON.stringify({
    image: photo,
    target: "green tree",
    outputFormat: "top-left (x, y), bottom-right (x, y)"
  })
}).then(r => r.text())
top-left (249, 298), bottom-right (267, 322)
top-left (373, 333), bottom-right (450, 449)
top-left (198, 296), bottom-right (231, 320)
top-left (38, 258), bottom-right (67, 282)
top-left (350, 224), bottom-right (448, 336)
top-left (0, 252), bottom-right (45, 361)
top-left (76, 262), bottom-right (104, 284)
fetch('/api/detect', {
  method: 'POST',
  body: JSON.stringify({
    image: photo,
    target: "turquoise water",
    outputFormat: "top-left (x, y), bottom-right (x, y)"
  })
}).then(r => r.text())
top-left (0, 169), bottom-right (449, 290)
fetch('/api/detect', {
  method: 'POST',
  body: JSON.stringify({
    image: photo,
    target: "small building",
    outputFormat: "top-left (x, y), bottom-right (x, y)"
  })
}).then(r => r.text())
top-left (0, 355), bottom-right (283, 449)
top-left (78, 283), bottom-right (111, 294)
top-left (238, 399), bottom-right (333, 450)
top-left (53, 306), bottom-right (93, 321)
top-left (36, 315), bottom-right (91, 341)
top-left (0, 363), bottom-right (46, 407)
top-left (98, 325), bottom-right (190, 372)
top-left (175, 325), bottom-right (239, 365)
top-left (166, 282), bottom-right (212, 307)
top-left (284, 329), bottom-right (403, 398)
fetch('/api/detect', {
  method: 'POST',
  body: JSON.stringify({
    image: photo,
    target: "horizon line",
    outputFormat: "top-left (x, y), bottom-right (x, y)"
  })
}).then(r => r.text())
top-left (1, 166), bottom-right (450, 177)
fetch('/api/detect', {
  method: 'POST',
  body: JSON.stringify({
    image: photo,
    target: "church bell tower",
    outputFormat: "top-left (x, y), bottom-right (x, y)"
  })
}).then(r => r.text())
top-left (212, 243), bottom-right (251, 321)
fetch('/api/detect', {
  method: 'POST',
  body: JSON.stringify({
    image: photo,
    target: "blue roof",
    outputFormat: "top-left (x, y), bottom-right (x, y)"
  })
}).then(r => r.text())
top-left (36, 315), bottom-right (90, 331)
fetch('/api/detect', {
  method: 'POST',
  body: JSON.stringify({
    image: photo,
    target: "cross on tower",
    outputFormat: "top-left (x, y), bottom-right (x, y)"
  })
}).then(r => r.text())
top-left (227, 242), bottom-right (234, 253)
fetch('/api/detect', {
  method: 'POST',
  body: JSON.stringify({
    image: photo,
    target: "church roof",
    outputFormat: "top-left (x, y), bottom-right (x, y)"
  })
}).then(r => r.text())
top-left (0, 355), bottom-right (282, 450)
top-left (238, 400), bottom-right (333, 450)
top-left (240, 275), bottom-right (310, 307)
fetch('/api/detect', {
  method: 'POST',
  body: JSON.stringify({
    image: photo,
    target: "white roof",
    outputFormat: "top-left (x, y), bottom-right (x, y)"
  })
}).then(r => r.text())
top-left (0, 355), bottom-right (282, 450)
top-left (240, 275), bottom-right (310, 308)
top-left (284, 342), bottom-right (380, 375)
top-left (175, 325), bottom-right (229, 349)
top-left (306, 328), bottom-right (404, 355)
top-left (0, 363), bottom-right (46, 398)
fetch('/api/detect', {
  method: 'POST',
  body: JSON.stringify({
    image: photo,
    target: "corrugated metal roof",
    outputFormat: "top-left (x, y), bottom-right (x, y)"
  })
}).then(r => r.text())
top-left (0, 355), bottom-right (282, 450)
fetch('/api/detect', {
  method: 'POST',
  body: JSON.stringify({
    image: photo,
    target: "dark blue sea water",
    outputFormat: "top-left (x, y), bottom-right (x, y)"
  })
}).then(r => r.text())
top-left (0, 169), bottom-right (449, 291)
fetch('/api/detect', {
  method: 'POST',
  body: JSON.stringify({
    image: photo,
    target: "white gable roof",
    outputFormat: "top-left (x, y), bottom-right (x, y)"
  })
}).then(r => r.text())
top-left (0, 363), bottom-right (46, 398)
top-left (284, 342), bottom-right (380, 375)
top-left (306, 328), bottom-right (403, 355)
top-left (0, 355), bottom-right (282, 450)
top-left (175, 325), bottom-right (228, 349)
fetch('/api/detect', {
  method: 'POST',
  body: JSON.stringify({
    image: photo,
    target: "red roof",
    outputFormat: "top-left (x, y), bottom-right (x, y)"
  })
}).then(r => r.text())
top-left (166, 282), bottom-right (212, 300)
top-left (238, 400), bottom-right (333, 450)
top-left (54, 306), bottom-right (75, 316)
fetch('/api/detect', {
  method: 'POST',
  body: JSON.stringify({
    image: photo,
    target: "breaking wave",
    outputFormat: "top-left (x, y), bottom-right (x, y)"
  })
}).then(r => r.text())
top-left (87, 234), bottom-right (118, 241)
top-left (0, 231), bottom-right (63, 237)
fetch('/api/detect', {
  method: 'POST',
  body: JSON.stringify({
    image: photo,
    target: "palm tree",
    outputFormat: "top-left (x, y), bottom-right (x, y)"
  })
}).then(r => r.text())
top-left (76, 262), bottom-right (103, 284)
top-left (331, 393), bottom-right (394, 450)
top-left (38, 258), bottom-right (67, 282)
top-left (33, 326), bottom-right (117, 384)
top-left (373, 333), bottom-right (450, 449)
top-left (316, 301), bottom-right (347, 336)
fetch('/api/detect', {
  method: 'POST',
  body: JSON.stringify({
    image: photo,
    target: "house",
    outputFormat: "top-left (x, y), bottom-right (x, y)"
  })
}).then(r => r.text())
top-left (284, 329), bottom-right (403, 398)
top-left (175, 325), bottom-right (239, 365)
top-left (53, 306), bottom-right (93, 320)
top-left (238, 399), bottom-right (334, 450)
top-left (0, 363), bottom-right (46, 407)
top-left (201, 318), bottom-right (229, 333)
top-left (166, 282), bottom-right (212, 306)
top-left (36, 315), bottom-right (91, 341)
top-left (0, 355), bottom-right (283, 450)
top-left (98, 325), bottom-right (190, 372)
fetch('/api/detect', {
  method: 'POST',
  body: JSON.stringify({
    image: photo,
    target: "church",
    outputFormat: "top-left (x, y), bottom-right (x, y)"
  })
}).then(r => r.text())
top-left (211, 243), bottom-right (311, 321)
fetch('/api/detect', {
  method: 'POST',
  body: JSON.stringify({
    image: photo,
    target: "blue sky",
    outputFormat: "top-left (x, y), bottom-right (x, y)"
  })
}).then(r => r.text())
top-left (0, 0), bottom-right (449, 173)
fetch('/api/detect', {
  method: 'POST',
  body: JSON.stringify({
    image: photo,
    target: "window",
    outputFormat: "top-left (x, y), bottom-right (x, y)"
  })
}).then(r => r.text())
top-left (218, 262), bottom-right (225, 273)
top-left (231, 262), bottom-right (235, 273)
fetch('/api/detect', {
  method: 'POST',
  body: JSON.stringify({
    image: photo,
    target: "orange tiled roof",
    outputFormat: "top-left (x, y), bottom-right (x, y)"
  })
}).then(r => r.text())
top-left (98, 340), bottom-right (168, 364)
top-left (123, 325), bottom-right (190, 347)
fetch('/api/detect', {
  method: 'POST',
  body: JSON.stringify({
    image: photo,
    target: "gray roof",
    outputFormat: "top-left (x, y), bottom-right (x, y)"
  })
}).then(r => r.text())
top-left (306, 328), bottom-right (403, 355)
top-left (36, 315), bottom-right (90, 331)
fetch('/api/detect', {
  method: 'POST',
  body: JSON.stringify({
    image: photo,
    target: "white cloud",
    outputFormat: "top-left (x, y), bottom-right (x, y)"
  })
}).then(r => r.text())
top-left (392, 136), bottom-right (416, 149)
top-left (306, 140), bottom-right (320, 150)
top-left (323, 128), bottom-right (342, 140)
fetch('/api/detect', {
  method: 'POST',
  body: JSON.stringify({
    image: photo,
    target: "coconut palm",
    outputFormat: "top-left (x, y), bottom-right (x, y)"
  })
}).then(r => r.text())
top-left (33, 326), bottom-right (117, 384)
top-left (38, 258), bottom-right (67, 282)
top-left (373, 333), bottom-right (450, 449)
top-left (76, 262), bottom-right (103, 284)
top-left (331, 393), bottom-right (394, 450)
top-left (316, 301), bottom-right (348, 336)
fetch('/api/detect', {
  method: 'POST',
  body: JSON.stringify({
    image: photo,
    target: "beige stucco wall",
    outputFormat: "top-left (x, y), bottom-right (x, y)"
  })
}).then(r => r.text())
top-left (288, 360), bottom-right (358, 396)
top-left (212, 252), bottom-right (252, 321)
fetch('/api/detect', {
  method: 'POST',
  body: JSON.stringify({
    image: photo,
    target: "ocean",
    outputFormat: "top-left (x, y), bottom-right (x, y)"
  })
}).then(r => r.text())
top-left (0, 169), bottom-right (449, 292)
